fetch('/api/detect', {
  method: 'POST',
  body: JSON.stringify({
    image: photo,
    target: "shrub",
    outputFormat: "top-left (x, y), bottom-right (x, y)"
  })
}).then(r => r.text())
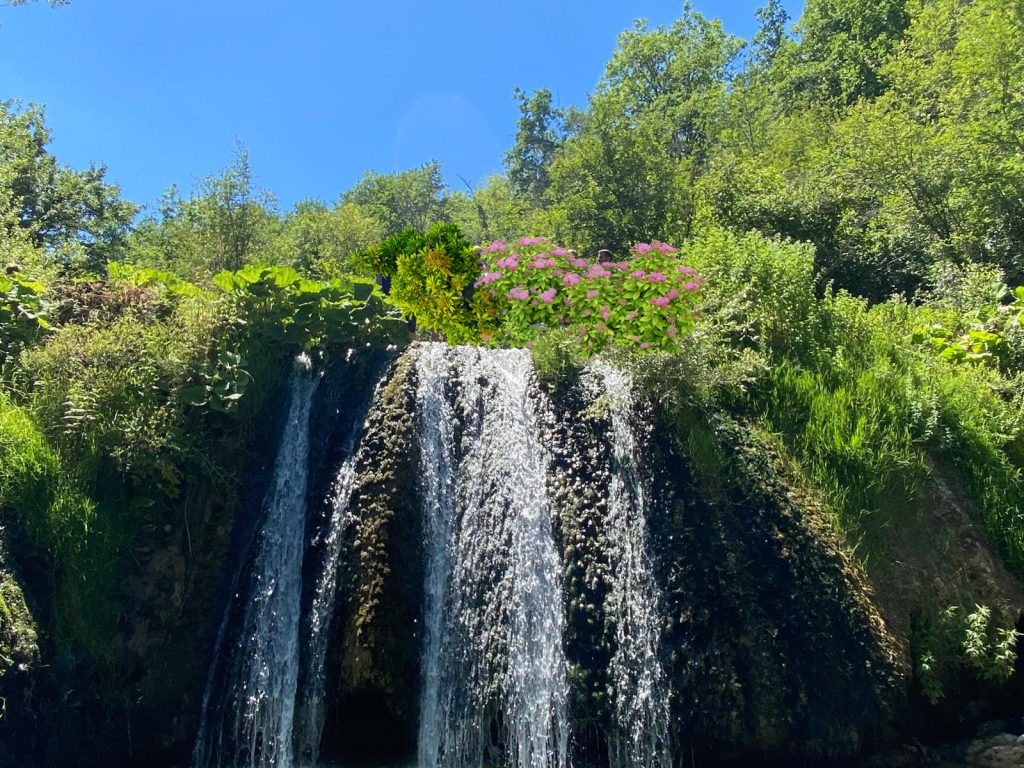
top-left (386, 223), bottom-right (481, 344)
top-left (912, 604), bottom-right (1021, 705)
top-left (0, 272), bottom-right (49, 380)
top-left (213, 263), bottom-right (406, 354)
top-left (20, 297), bottom-right (222, 494)
top-left (476, 237), bottom-right (701, 352)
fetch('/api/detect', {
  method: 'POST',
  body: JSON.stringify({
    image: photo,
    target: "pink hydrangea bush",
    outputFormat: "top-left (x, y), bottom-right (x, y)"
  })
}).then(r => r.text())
top-left (473, 237), bottom-right (702, 352)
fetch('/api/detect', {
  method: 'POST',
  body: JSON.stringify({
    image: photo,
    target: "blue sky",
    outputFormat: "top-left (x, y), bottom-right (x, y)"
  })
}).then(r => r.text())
top-left (1, 1), bottom-right (802, 213)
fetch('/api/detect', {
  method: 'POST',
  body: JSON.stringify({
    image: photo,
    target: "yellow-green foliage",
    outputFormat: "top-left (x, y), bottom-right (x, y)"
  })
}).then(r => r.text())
top-left (382, 224), bottom-right (482, 344)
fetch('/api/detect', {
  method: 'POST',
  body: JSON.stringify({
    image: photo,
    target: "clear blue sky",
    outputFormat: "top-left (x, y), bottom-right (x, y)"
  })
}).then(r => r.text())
top-left (1, 1), bottom-right (802, 213)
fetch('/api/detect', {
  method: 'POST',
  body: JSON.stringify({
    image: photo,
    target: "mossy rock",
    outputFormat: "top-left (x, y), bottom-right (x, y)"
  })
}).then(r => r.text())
top-left (0, 570), bottom-right (37, 680)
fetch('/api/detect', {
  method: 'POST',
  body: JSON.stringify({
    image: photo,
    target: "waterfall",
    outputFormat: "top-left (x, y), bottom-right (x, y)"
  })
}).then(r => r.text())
top-left (294, 367), bottom-right (390, 766)
top-left (589, 361), bottom-right (671, 768)
top-left (192, 346), bottom-right (669, 768)
top-left (415, 344), bottom-right (570, 768)
top-left (193, 356), bottom-right (318, 768)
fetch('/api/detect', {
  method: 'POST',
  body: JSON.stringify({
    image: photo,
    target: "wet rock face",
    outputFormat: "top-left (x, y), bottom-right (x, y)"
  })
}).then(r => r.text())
top-left (322, 349), bottom-right (907, 765)
top-left (651, 411), bottom-right (904, 759)
top-left (542, 371), bottom-right (616, 762)
top-left (0, 559), bottom-right (39, 766)
top-left (324, 349), bottom-right (424, 762)
top-left (967, 733), bottom-right (1024, 768)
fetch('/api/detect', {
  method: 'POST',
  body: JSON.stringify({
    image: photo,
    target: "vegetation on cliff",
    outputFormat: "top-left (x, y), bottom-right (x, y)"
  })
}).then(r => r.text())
top-left (1, 0), bottom-right (1023, 761)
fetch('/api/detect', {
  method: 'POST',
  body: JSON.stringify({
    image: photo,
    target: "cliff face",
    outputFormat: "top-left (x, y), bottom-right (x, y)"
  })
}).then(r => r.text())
top-left (0, 546), bottom-right (38, 767)
top-left (318, 346), bottom-right (932, 765)
top-left (1, 344), bottom-right (1021, 767)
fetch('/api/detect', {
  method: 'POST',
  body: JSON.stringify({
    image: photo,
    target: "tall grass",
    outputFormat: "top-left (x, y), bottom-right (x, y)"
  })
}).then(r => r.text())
top-left (0, 392), bottom-right (94, 559)
top-left (677, 226), bottom-right (1024, 576)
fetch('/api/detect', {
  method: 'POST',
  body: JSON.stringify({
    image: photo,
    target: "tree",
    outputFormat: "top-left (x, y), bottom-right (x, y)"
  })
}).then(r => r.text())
top-left (449, 175), bottom-right (553, 244)
top-left (545, 8), bottom-right (741, 254)
top-left (750, 0), bottom-right (790, 73)
top-left (267, 200), bottom-right (384, 274)
top-left (504, 88), bottom-right (566, 208)
top-left (0, 102), bottom-right (137, 273)
top-left (196, 142), bottom-right (275, 272)
top-left (127, 144), bottom-right (276, 278)
top-left (342, 162), bottom-right (450, 236)
top-left (775, 0), bottom-right (910, 106)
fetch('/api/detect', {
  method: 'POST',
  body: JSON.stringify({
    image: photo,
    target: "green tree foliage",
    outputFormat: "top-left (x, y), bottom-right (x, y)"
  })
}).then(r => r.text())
top-left (342, 161), bottom-right (450, 236)
top-left (448, 175), bottom-right (552, 245)
top-left (546, 8), bottom-right (741, 255)
top-left (128, 144), bottom-right (277, 279)
top-left (0, 102), bottom-right (136, 273)
top-left (504, 88), bottom-right (566, 208)
top-left (266, 199), bottom-right (385, 275)
top-left (775, 0), bottom-right (910, 106)
top-left (702, 0), bottom-right (1024, 299)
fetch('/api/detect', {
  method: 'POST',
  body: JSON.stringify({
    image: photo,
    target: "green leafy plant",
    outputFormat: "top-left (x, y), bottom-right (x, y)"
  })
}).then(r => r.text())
top-left (382, 223), bottom-right (481, 344)
top-left (912, 605), bottom-right (1021, 705)
top-left (352, 227), bottom-right (426, 278)
top-left (911, 306), bottom-right (1009, 366)
top-left (180, 350), bottom-right (252, 414)
top-left (0, 272), bottom-right (49, 372)
top-left (213, 263), bottom-right (405, 353)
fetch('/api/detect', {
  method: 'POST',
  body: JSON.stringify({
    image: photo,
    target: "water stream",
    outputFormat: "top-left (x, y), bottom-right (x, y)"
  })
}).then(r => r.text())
top-left (415, 345), bottom-right (570, 768)
top-left (193, 355), bottom-right (319, 768)
top-left (589, 361), bottom-right (672, 768)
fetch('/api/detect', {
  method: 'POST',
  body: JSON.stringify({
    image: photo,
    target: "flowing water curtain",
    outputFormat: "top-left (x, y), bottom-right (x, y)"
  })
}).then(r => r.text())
top-left (416, 343), bottom-right (460, 768)
top-left (193, 355), bottom-right (319, 768)
top-left (415, 344), bottom-right (570, 768)
top-left (587, 360), bottom-right (672, 768)
top-left (294, 366), bottom-right (393, 766)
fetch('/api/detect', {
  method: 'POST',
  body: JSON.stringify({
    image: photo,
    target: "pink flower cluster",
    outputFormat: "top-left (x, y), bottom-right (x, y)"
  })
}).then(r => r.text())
top-left (477, 271), bottom-right (503, 286)
top-left (633, 240), bottom-right (678, 255)
top-left (478, 236), bottom-right (702, 352)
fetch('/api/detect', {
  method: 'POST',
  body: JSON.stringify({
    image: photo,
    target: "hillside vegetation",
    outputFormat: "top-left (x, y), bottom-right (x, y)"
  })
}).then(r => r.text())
top-left (1, 0), bottom-right (1023, 760)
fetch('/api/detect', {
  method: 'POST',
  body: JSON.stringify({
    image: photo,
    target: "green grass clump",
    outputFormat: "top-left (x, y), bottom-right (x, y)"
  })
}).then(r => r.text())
top-left (0, 393), bottom-right (94, 559)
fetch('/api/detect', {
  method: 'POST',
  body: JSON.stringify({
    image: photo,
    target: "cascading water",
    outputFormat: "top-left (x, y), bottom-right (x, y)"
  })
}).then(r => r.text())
top-left (194, 346), bottom-right (669, 768)
top-left (415, 344), bottom-right (570, 768)
top-left (294, 367), bottom-right (391, 766)
top-left (588, 361), bottom-right (671, 768)
top-left (193, 356), bottom-right (318, 768)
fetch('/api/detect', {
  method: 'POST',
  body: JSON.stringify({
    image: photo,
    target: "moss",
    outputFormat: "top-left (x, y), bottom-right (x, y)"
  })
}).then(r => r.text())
top-left (0, 554), bottom-right (39, 766)
top-left (0, 569), bottom-right (37, 680)
top-left (653, 401), bottom-right (905, 759)
top-left (326, 349), bottom-right (424, 759)
top-left (539, 363), bottom-right (616, 760)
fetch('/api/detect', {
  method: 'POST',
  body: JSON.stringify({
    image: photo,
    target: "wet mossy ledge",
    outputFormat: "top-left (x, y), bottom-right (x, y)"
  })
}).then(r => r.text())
top-left (0, 342), bottom-right (1021, 767)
